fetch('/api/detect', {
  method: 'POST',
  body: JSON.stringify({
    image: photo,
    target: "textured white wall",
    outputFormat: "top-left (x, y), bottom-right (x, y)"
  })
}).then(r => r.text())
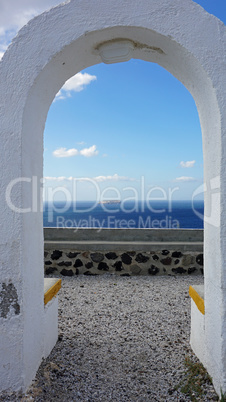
top-left (190, 299), bottom-right (206, 367)
top-left (0, 0), bottom-right (225, 393)
top-left (44, 297), bottom-right (59, 359)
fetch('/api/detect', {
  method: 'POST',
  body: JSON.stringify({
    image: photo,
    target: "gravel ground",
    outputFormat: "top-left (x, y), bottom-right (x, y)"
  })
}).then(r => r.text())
top-left (1, 275), bottom-right (219, 401)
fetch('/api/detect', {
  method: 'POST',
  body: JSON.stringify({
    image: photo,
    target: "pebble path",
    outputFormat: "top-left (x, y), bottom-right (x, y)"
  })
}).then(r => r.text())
top-left (1, 275), bottom-right (219, 401)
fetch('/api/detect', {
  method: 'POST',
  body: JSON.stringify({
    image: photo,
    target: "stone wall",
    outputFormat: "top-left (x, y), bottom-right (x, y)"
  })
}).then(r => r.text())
top-left (44, 228), bottom-right (203, 276)
top-left (44, 248), bottom-right (203, 276)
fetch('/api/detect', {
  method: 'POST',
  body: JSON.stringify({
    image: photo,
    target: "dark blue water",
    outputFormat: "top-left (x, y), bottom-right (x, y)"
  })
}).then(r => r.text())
top-left (43, 200), bottom-right (204, 229)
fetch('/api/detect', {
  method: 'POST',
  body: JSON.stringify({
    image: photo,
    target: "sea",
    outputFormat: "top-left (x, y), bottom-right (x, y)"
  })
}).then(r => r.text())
top-left (43, 200), bottom-right (204, 229)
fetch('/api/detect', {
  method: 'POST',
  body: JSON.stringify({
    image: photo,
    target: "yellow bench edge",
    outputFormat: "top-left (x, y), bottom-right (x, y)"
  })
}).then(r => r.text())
top-left (189, 285), bottom-right (205, 315)
top-left (44, 279), bottom-right (62, 306)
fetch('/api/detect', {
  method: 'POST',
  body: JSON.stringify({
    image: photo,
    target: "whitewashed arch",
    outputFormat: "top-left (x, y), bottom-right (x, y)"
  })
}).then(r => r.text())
top-left (0, 0), bottom-right (225, 394)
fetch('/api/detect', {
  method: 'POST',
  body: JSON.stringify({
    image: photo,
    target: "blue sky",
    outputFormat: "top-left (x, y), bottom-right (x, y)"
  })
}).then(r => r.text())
top-left (1, 0), bottom-right (226, 202)
top-left (44, 61), bottom-right (203, 202)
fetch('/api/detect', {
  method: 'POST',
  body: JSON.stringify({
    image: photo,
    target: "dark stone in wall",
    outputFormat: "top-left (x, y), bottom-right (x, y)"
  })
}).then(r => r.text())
top-left (182, 255), bottom-right (194, 266)
top-left (120, 273), bottom-right (130, 277)
top-left (128, 251), bottom-right (136, 256)
top-left (46, 267), bottom-right (57, 275)
top-left (74, 259), bottom-right (83, 268)
top-left (58, 261), bottom-right (72, 267)
top-left (161, 257), bottom-right (172, 265)
top-left (60, 269), bottom-right (74, 276)
top-left (98, 262), bottom-right (109, 271)
top-left (44, 251), bottom-right (48, 258)
top-left (67, 252), bottom-right (79, 258)
top-left (196, 254), bottom-right (203, 266)
top-left (152, 255), bottom-right (159, 261)
top-left (121, 253), bottom-right (132, 265)
top-left (162, 250), bottom-right (170, 256)
top-left (200, 268), bottom-right (204, 275)
top-left (105, 252), bottom-right (118, 260)
top-left (188, 267), bottom-right (197, 274)
top-left (148, 265), bottom-right (159, 275)
top-left (90, 253), bottom-right (104, 263)
top-left (172, 251), bottom-right (182, 258)
top-left (82, 252), bottom-right (89, 258)
top-left (51, 250), bottom-right (62, 260)
top-left (174, 259), bottom-right (180, 265)
top-left (113, 261), bottom-right (122, 271)
top-left (135, 253), bottom-right (149, 263)
top-left (85, 262), bottom-right (93, 269)
top-left (172, 267), bottom-right (187, 274)
top-left (45, 260), bottom-right (52, 265)
top-left (83, 271), bottom-right (97, 276)
top-left (0, 282), bottom-right (20, 318)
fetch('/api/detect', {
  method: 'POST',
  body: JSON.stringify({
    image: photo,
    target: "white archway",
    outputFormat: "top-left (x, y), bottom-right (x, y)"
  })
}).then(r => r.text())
top-left (0, 0), bottom-right (225, 394)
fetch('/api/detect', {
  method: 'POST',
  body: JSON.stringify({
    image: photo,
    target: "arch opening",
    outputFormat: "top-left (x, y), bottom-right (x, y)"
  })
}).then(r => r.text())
top-left (43, 57), bottom-right (204, 230)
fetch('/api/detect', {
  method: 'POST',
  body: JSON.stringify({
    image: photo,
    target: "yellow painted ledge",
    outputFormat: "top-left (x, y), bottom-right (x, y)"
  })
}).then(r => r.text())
top-left (44, 278), bottom-right (61, 305)
top-left (189, 285), bottom-right (205, 315)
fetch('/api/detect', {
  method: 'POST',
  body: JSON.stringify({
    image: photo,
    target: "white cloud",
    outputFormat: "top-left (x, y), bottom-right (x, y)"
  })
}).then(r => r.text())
top-left (44, 176), bottom-right (69, 181)
top-left (53, 145), bottom-right (99, 158)
top-left (175, 176), bottom-right (197, 182)
top-left (0, 36), bottom-right (13, 60)
top-left (0, 1), bottom-right (62, 58)
top-left (55, 73), bottom-right (97, 100)
top-left (44, 174), bottom-right (137, 182)
top-left (94, 174), bottom-right (136, 182)
top-left (180, 160), bottom-right (195, 168)
top-left (0, 1), bottom-right (61, 32)
top-left (80, 145), bottom-right (98, 158)
top-left (53, 147), bottom-right (79, 158)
